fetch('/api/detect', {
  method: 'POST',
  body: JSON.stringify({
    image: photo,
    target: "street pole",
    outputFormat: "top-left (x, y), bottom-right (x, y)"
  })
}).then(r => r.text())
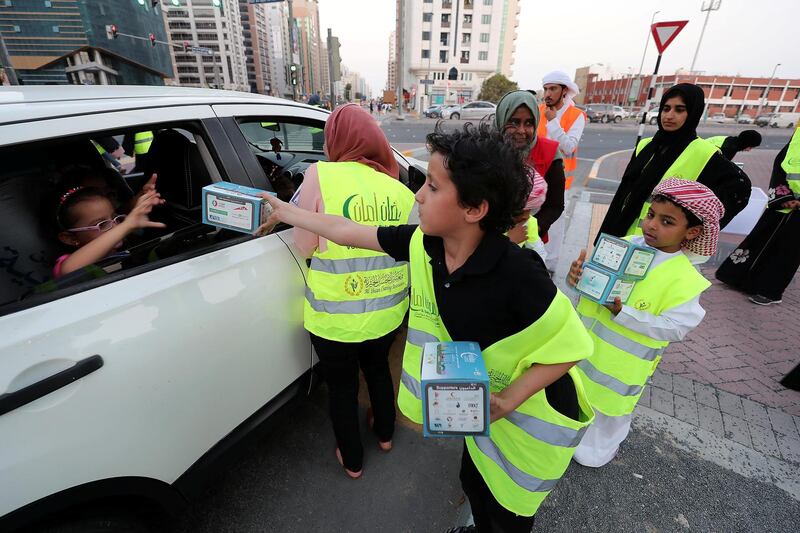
top-left (286, 0), bottom-right (297, 101)
top-left (637, 10), bottom-right (659, 77)
top-left (755, 63), bottom-right (781, 119)
top-left (690, 0), bottom-right (721, 73)
top-left (326, 28), bottom-right (335, 109)
top-left (396, 0), bottom-right (405, 119)
top-left (635, 53), bottom-right (662, 148)
top-left (0, 32), bottom-right (19, 85)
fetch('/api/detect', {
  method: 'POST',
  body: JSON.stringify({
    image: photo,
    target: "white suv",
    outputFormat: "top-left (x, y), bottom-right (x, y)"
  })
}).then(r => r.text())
top-left (0, 86), bottom-right (422, 530)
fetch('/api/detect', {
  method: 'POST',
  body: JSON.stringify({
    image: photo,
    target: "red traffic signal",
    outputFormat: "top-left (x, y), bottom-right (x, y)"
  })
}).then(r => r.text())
top-left (106, 24), bottom-right (118, 39)
top-left (149, 33), bottom-right (156, 47)
top-left (183, 41), bottom-right (190, 52)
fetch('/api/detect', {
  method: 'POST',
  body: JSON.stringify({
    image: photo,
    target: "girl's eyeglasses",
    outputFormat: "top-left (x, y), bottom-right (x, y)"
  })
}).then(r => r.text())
top-left (68, 214), bottom-right (126, 233)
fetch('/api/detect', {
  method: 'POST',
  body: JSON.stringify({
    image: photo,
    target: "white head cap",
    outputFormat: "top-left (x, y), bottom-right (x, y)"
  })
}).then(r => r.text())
top-left (542, 70), bottom-right (580, 101)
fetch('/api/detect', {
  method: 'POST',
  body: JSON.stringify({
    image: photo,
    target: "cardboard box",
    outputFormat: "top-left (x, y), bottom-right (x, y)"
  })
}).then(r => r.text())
top-left (201, 182), bottom-right (275, 234)
top-left (575, 233), bottom-right (656, 304)
top-left (421, 341), bottom-right (490, 438)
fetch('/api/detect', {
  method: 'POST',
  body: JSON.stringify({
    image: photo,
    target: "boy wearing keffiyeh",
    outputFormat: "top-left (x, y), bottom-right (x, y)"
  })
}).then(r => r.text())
top-left (566, 178), bottom-right (724, 467)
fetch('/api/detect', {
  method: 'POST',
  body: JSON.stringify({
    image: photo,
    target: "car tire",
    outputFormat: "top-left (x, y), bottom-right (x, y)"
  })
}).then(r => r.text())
top-left (788, 123), bottom-right (794, 129)
top-left (614, 115), bottom-right (622, 123)
top-left (601, 115), bottom-right (610, 123)
top-left (486, 113), bottom-right (495, 122)
top-left (450, 113), bottom-right (460, 120)
top-left (649, 116), bottom-right (658, 125)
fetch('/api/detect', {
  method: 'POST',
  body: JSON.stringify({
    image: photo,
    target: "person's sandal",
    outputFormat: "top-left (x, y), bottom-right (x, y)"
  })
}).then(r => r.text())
top-left (335, 447), bottom-right (362, 479)
top-left (367, 407), bottom-right (393, 452)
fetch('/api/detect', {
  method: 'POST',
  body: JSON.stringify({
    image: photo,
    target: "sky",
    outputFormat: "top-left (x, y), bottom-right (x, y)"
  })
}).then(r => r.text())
top-left (317, 0), bottom-right (798, 95)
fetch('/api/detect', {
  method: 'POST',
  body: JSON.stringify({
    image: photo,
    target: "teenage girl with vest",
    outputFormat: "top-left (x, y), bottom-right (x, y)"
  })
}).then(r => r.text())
top-left (599, 83), bottom-right (750, 246)
top-left (494, 90), bottom-right (564, 255)
top-left (259, 123), bottom-right (594, 532)
top-left (291, 104), bottom-right (415, 479)
top-left (567, 178), bottom-right (724, 467)
top-left (716, 129), bottom-right (800, 306)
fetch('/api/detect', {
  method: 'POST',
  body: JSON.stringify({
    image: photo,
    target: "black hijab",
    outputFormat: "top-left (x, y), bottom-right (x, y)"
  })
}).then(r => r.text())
top-left (603, 83), bottom-right (706, 235)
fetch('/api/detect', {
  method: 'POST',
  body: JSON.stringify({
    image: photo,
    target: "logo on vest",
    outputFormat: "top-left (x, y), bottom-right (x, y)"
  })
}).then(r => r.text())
top-left (787, 157), bottom-right (800, 167)
top-left (342, 193), bottom-right (403, 223)
top-left (344, 274), bottom-right (365, 296)
top-left (633, 299), bottom-right (650, 311)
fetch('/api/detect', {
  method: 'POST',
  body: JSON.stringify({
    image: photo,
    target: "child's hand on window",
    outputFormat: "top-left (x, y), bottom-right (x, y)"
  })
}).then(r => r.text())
top-left (122, 190), bottom-right (166, 231)
top-left (566, 249), bottom-right (586, 287)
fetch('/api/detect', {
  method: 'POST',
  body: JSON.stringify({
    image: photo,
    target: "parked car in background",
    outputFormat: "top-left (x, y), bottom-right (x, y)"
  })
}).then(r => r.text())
top-left (585, 104), bottom-right (627, 123)
top-left (443, 100), bottom-right (497, 120)
top-left (736, 114), bottom-right (754, 124)
top-left (754, 114), bottom-right (773, 127)
top-left (769, 112), bottom-right (800, 128)
top-left (423, 104), bottom-right (443, 118)
top-left (0, 86), bottom-right (426, 531)
top-left (710, 113), bottom-right (735, 124)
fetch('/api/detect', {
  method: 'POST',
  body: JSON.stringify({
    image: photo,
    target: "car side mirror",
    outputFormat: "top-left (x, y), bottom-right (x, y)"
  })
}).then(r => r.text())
top-left (407, 163), bottom-right (426, 193)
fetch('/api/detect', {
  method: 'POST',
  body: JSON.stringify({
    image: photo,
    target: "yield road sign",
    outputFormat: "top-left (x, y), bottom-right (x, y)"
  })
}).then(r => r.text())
top-left (651, 20), bottom-right (688, 54)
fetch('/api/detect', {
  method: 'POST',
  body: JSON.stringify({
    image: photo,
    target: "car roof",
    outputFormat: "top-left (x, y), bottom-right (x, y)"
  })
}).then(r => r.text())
top-left (0, 85), bottom-right (320, 126)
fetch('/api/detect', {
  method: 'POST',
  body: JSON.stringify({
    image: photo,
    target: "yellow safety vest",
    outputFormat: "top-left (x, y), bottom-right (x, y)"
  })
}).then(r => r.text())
top-left (778, 127), bottom-right (800, 213)
top-left (400, 228), bottom-right (595, 516)
top-left (627, 137), bottom-right (719, 236)
top-left (524, 215), bottom-right (540, 248)
top-left (134, 131), bottom-right (154, 155)
top-left (91, 140), bottom-right (107, 155)
top-left (304, 161), bottom-right (415, 342)
top-left (705, 135), bottom-right (727, 149)
top-left (575, 249), bottom-right (709, 417)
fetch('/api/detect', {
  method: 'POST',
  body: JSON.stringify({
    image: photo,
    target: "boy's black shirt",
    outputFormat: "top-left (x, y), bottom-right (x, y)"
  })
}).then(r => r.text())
top-left (378, 224), bottom-right (556, 351)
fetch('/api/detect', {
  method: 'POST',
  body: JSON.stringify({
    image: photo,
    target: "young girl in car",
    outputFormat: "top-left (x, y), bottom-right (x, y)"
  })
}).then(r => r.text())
top-left (53, 186), bottom-right (165, 278)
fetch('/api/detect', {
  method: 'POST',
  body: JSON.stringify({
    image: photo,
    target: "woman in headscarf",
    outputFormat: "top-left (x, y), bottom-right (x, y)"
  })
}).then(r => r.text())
top-left (494, 90), bottom-right (566, 245)
top-left (292, 104), bottom-right (416, 479)
top-left (598, 83), bottom-right (751, 249)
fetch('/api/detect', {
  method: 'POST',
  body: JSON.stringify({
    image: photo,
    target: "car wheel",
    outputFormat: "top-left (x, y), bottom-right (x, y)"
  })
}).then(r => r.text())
top-left (486, 113), bottom-right (495, 122)
top-left (788, 123), bottom-right (794, 129)
top-left (614, 115), bottom-right (622, 123)
top-left (450, 113), bottom-right (460, 120)
top-left (601, 115), bottom-right (610, 123)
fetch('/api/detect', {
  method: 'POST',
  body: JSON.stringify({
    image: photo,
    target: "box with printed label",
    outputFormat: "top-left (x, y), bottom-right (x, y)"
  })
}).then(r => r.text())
top-left (421, 341), bottom-right (490, 438)
top-left (574, 233), bottom-right (655, 305)
top-left (201, 182), bottom-right (276, 234)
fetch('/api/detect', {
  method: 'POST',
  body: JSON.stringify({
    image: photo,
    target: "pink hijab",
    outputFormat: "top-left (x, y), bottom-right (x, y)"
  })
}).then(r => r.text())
top-left (324, 104), bottom-right (399, 179)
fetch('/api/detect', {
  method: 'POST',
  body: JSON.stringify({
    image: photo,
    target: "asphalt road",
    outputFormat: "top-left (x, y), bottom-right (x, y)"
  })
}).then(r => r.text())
top-left (383, 117), bottom-right (793, 161)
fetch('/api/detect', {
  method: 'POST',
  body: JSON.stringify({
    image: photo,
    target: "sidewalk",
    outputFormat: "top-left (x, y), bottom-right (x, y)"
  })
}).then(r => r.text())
top-left (561, 147), bottom-right (800, 500)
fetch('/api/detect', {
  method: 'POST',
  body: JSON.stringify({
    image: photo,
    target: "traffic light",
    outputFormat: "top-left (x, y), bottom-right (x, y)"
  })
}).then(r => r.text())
top-left (149, 33), bottom-right (156, 47)
top-left (106, 24), bottom-right (118, 39)
top-left (289, 64), bottom-right (298, 86)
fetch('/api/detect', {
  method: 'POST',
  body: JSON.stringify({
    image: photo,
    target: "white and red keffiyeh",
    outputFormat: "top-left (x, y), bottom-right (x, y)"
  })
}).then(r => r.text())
top-left (652, 178), bottom-right (725, 259)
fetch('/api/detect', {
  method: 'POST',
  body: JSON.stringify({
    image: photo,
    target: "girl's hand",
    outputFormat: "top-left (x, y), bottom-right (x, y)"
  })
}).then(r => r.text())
top-left (567, 249), bottom-right (587, 287)
top-left (123, 190), bottom-right (166, 230)
top-left (254, 193), bottom-right (289, 236)
top-left (604, 296), bottom-right (623, 316)
top-left (489, 391), bottom-right (513, 423)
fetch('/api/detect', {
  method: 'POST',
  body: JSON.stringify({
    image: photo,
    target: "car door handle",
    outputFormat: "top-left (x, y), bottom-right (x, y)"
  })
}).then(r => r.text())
top-left (0, 355), bottom-right (104, 416)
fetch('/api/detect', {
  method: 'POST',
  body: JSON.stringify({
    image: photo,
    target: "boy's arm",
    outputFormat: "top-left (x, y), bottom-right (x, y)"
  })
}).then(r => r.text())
top-left (613, 296), bottom-right (705, 342)
top-left (490, 361), bottom-right (577, 422)
top-left (258, 193), bottom-right (384, 253)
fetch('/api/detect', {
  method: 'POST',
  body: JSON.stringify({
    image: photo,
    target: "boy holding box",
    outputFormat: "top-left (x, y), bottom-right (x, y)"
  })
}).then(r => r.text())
top-left (567, 178), bottom-right (724, 467)
top-left (259, 123), bottom-right (594, 532)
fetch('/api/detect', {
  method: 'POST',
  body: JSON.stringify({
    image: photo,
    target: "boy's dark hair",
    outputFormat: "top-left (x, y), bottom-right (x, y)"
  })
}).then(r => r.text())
top-left (649, 194), bottom-right (702, 228)
top-left (426, 122), bottom-right (530, 233)
top-left (56, 186), bottom-right (109, 229)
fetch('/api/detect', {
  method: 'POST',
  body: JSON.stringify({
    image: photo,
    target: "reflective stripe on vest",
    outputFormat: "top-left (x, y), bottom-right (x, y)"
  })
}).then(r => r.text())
top-left (304, 161), bottom-right (415, 342)
top-left (537, 103), bottom-right (584, 189)
top-left (779, 128), bottom-right (800, 213)
top-left (472, 436), bottom-right (560, 493)
top-left (134, 131), bottom-right (153, 155)
top-left (576, 250), bottom-right (710, 417)
top-left (627, 137), bottom-right (718, 235)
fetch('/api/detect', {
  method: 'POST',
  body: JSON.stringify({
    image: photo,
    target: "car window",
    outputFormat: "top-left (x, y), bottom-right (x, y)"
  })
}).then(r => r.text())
top-left (0, 120), bottom-right (248, 317)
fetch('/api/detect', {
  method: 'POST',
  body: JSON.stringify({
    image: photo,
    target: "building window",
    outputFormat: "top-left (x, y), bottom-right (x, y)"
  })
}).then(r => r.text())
top-left (422, 31), bottom-right (431, 40)
top-left (44, 0), bottom-right (52, 6)
top-left (423, 12), bottom-right (433, 22)
top-left (422, 49), bottom-right (430, 59)
top-left (441, 13), bottom-right (451, 27)
top-left (481, 14), bottom-right (491, 24)
top-left (462, 33), bottom-right (471, 44)
top-left (464, 14), bottom-right (472, 24)
top-left (13, 25), bottom-right (20, 32)
top-left (478, 51), bottom-right (488, 60)
top-left (424, 0), bottom-right (432, 2)
top-left (464, 0), bottom-right (474, 8)
top-left (483, 0), bottom-right (493, 4)
top-left (440, 32), bottom-right (449, 46)
top-left (480, 33), bottom-right (489, 43)
top-left (52, 25), bottom-right (59, 33)
top-left (439, 50), bottom-right (448, 63)
top-left (460, 51), bottom-right (470, 63)
top-left (442, 0), bottom-right (452, 8)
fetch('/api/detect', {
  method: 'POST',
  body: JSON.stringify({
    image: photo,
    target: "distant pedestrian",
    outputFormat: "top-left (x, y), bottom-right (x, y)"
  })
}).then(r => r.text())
top-left (598, 83), bottom-right (751, 257)
top-left (369, 101), bottom-right (374, 114)
top-left (716, 128), bottom-right (800, 305)
top-left (569, 178), bottom-right (724, 466)
top-left (705, 129), bottom-right (762, 160)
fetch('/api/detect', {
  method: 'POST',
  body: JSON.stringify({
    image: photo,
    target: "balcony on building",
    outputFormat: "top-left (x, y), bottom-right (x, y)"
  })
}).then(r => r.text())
top-left (464, 0), bottom-right (474, 9)
top-left (442, 0), bottom-right (452, 9)
top-left (460, 51), bottom-right (470, 64)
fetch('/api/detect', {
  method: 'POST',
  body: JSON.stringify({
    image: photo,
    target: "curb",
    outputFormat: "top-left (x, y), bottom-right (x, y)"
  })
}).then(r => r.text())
top-left (582, 148), bottom-right (632, 187)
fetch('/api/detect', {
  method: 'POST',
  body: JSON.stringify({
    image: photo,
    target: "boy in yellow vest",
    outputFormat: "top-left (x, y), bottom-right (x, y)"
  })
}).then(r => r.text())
top-left (567, 178), bottom-right (724, 467)
top-left (258, 123), bottom-right (595, 532)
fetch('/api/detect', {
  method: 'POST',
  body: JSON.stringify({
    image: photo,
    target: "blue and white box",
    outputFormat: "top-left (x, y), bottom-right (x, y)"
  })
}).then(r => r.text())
top-left (421, 341), bottom-right (490, 438)
top-left (202, 182), bottom-right (276, 234)
top-left (575, 233), bottom-right (656, 304)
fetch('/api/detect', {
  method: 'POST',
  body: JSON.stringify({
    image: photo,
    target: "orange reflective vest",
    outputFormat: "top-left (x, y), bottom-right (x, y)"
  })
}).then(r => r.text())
top-left (538, 103), bottom-right (585, 189)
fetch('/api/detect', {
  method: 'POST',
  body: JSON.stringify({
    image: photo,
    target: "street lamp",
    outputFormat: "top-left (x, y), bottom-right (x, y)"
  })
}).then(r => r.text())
top-left (690, 0), bottom-right (722, 73)
top-left (755, 63), bottom-right (781, 119)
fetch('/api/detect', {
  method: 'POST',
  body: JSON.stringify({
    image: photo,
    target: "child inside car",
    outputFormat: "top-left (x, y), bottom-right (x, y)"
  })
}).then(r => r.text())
top-left (53, 186), bottom-right (165, 278)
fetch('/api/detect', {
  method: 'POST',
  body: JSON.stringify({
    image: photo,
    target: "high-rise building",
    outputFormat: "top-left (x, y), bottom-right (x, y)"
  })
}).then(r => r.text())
top-left (387, 31), bottom-right (397, 91)
top-left (0, 0), bottom-right (172, 85)
top-left (162, 0), bottom-right (248, 91)
top-left (398, 0), bottom-right (520, 111)
top-left (293, 0), bottom-right (323, 98)
top-left (265, 1), bottom-right (292, 98)
top-left (239, 0), bottom-right (273, 94)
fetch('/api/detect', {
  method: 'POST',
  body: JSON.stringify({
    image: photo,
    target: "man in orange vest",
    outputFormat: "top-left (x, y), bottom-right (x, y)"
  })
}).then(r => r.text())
top-left (538, 70), bottom-right (586, 271)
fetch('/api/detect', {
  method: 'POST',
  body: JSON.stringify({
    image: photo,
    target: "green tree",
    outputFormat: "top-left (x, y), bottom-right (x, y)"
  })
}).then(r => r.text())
top-left (478, 74), bottom-right (519, 103)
